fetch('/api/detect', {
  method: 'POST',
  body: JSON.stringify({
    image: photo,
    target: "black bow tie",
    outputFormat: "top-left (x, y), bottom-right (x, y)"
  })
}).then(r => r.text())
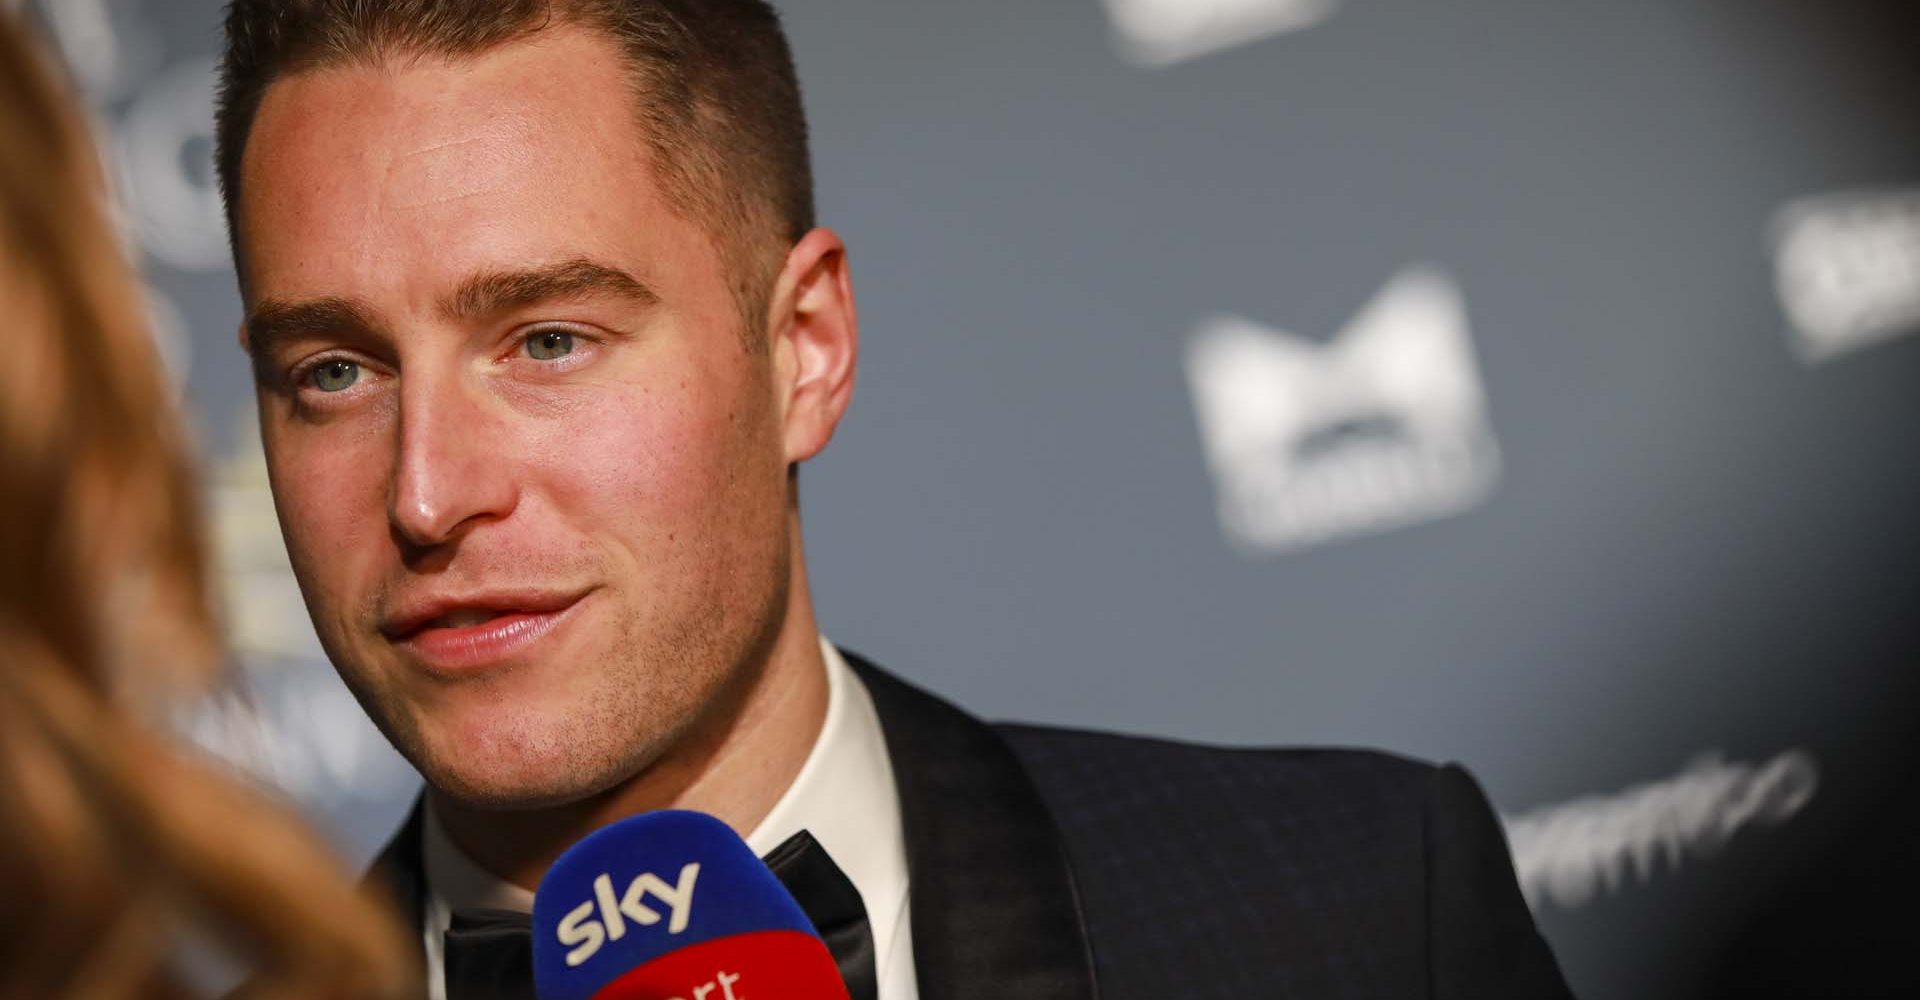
top-left (442, 829), bottom-right (875, 1000)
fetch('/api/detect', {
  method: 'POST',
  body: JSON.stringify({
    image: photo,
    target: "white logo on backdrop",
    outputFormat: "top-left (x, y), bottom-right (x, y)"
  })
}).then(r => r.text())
top-left (210, 422), bottom-right (324, 665)
top-left (1772, 187), bottom-right (1920, 363)
top-left (36, 0), bottom-right (229, 384)
top-left (114, 56), bottom-right (232, 273)
top-left (1185, 267), bottom-right (1501, 554)
top-left (37, 0), bottom-right (163, 102)
top-left (1503, 749), bottom-right (1819, 911)
top-left (1099, 0), bottom-right (1339, 68)
top-left (179, 658), bottom-right (418, 804)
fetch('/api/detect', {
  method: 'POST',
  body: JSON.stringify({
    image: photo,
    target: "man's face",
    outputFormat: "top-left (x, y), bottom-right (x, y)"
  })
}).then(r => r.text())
top-left (237, 26), bottom-right (796, 808)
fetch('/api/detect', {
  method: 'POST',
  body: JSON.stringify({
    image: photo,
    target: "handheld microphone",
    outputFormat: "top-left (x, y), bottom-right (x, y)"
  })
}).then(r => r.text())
top-left (530, 810), bottom-right (852, 1000)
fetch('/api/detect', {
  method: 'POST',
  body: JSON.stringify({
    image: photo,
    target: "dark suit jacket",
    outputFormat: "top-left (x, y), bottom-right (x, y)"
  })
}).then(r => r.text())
top-left (371, 651), bottom-right (1574, 999)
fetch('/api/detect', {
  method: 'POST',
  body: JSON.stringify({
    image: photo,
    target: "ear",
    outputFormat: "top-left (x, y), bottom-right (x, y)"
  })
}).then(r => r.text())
top-left (766, 228), bottom-right (858, 466)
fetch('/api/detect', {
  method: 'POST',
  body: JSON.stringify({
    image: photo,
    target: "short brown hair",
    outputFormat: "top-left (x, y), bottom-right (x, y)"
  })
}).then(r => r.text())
top-left (214, 0), bottom-right (814, 329)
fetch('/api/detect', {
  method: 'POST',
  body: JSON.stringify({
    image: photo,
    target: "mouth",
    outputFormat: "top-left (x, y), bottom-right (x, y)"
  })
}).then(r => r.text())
top-left (381, 590), bottom-right (593, 673)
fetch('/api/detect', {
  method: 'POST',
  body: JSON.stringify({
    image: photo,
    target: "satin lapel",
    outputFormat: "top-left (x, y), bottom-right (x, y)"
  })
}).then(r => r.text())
top-left (844, 652), bottom-right (1099, 1000)
top-left (366, 796), bottom-right (430, 968)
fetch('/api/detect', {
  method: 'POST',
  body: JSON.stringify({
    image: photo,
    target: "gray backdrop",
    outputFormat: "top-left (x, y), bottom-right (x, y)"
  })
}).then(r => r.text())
top-left (26, 1), bottom-right (1920, 997)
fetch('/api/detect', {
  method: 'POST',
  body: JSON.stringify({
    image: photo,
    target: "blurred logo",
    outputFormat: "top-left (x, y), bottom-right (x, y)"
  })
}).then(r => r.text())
top-left (1099, 0), bottom-right (1339, 67)
top-left (36, 1), bottom-right (229, 273)
top-left (35, 0), bottom-right (164, 103)
top-left (1504, 750), bottom-right (1819, 911)
top-left (1185, 267), bottom-right (1501, 554)
top-left (112, 57), bottom-right (232, 273)
top-left (33, 0), bottom-right (229, 386)
top-left (1773, 187), bottom-right (1920, 363)
top-left (210, 422), bottom-right (320, 664)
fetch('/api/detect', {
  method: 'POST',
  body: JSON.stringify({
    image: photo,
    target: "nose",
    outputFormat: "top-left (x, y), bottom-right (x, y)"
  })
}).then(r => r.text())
top-left (388, 367), bottom-right (518, 553)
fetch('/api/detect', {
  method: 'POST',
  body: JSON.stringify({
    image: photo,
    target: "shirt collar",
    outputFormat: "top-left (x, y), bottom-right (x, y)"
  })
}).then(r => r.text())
top-left (421, 637), bottom-right (914, 993)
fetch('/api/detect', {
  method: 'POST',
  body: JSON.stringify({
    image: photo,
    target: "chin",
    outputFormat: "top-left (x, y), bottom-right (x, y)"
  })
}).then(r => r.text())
top-left (427, 770), bottom-right (601, 812)
top-left (419, 743), bottom-right (625, 812)
top-left (405, 699), bottom-right (663, 812)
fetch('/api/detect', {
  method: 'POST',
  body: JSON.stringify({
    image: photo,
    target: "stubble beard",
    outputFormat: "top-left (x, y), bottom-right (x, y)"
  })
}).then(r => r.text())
top-left (340, 514), bottom-right (796, 814)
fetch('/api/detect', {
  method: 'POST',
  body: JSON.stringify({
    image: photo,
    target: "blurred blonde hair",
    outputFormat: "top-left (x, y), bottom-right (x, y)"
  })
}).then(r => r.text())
top-left (0, 12), bottom-right (418, 999)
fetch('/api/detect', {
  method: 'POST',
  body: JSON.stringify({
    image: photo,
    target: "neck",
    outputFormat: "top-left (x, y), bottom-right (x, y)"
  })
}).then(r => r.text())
top-left (429, 530), bottom-right (831, 891)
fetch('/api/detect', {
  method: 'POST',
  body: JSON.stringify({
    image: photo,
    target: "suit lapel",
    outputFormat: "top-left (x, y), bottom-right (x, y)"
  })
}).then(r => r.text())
top-left (845, 652), bottom-right (1099, 1000)
top-left (367, 796), bottom-right (429, 965)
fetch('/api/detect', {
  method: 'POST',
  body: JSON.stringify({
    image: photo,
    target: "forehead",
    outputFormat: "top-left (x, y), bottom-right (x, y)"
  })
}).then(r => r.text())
top-left (237, 24), bottom-right (709, 307)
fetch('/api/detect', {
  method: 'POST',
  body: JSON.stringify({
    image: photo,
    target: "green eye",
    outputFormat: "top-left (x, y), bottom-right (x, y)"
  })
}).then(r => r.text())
top-left (527, 330), bottom-right (575, 360)
top-left (310, 360), bottom-right (360, 392)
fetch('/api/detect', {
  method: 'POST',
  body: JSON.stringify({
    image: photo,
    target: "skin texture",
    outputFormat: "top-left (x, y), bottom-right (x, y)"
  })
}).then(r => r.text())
top-left (236, 24), bottom-right (858, 887)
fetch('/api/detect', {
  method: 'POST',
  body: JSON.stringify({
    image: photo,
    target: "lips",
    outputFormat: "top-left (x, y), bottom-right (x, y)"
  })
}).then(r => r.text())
top-left (423, 607), bottom-right (512, 630)
top-left (381, 590), bottom-right (592, 672)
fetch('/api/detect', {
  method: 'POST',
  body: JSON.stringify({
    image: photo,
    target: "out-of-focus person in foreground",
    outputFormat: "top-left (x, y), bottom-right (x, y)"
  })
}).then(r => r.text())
top-left (0, 12), bottom-right (417, 999)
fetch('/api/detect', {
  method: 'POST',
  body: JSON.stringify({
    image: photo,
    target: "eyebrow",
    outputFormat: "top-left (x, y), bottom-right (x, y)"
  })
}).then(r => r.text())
top-left (242, 257), bottom-right (659, 377)
top-left (442, 257), bottom-right (659, 321)
top-left (243, 296), bottom-right (385, 380)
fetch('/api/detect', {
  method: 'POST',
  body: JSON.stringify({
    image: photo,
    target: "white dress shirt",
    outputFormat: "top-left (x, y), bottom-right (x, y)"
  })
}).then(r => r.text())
top-left (421, 638), bottom-right (920, 1000)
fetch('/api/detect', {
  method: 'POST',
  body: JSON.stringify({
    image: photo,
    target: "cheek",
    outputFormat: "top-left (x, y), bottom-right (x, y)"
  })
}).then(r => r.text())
top-left (518, 362), bottom-right (781, 562)
top-left (527, 383), bottom-right (735, 530)
top-left (261, 411), bottom-right (394, 590)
